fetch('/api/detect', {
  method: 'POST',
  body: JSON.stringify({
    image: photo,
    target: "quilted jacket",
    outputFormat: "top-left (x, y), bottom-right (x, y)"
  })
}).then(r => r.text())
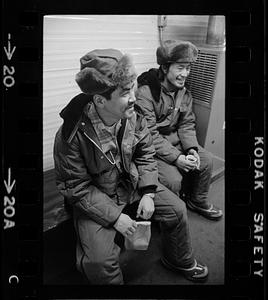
top-left (53, 93), bottom-right (158, 227)
top-left (136, 68), bottom-right (199, 164)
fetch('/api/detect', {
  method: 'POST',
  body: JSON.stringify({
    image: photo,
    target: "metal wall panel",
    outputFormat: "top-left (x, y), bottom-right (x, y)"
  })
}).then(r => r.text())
top-left (43, 15), bottom-right (159, 171)
top-left (163, 15), bottom-right (209, 45)
top-left (186, 49), bottom-right (219, 106)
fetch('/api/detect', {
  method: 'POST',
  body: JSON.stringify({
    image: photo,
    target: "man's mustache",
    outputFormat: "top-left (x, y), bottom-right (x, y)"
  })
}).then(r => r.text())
top-left (127, 102), bottom-right (135, 108)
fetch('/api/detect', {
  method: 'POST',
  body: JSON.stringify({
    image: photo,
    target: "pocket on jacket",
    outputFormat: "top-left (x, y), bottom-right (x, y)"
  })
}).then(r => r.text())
top-left (179, 98), bottom-right (191, 112)
top-left (93, 168), bottom-right (119, 185)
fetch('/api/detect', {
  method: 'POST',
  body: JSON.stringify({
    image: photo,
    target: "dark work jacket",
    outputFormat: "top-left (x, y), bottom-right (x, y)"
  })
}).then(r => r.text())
top-left (53, 93), bottom-right (158, 227)
top-left (136, 68), bottom-right (199, 164)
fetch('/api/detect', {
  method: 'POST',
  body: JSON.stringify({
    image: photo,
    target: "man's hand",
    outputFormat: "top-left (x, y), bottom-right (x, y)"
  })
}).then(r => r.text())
top-left (114, 213), bottom-right (137, 237)
top-left (187, 149), bottom-right (200, 170)
top-left (136, 194), bottom-right (155, 220)
top-left (175, 154), bottom-right (197, 172)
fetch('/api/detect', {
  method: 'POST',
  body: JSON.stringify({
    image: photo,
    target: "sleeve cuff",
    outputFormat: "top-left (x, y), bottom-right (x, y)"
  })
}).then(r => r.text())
top-left (139, 185), bottom-right (157, 196)
top-left (186, 147), bottom-right (198, 153)
top-left (170, 152), bottom-right (183, 165)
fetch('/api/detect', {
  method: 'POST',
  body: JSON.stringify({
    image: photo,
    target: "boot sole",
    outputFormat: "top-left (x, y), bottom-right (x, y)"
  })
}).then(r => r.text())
top-left (187, 202), bottom-right (223, 221)
top-left (161, 257), bottom-right (209, 283)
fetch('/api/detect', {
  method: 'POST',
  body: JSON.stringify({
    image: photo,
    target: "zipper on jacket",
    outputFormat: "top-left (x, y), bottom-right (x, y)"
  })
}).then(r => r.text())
top-left (67, 122), bottom-right (80, 144)
top-left (120, 119), bottom-right (128, 173)
top-left (82, 131), bottom-right (116, 166)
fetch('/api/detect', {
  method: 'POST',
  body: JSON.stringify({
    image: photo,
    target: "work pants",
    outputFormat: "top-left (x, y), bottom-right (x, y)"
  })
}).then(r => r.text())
top-left (157, 145), bottom-right (213, 208)
top-left (73, 182), bottom-right (194, 285)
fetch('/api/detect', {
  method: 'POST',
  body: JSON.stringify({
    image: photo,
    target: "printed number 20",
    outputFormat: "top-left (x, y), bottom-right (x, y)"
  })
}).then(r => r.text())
top-left (3, 65), bottom-right (15, 88)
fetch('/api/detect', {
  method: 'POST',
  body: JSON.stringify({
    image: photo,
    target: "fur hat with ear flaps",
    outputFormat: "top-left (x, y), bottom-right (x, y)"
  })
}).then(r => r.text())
top-left (75, 49), bottom-right (137, 95)
top-left (156, 40), bottom-right (198, 65)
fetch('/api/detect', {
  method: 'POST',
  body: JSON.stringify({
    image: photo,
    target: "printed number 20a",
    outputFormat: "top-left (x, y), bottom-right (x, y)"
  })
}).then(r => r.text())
top-left (3, 65), bottom-right (15, 88)
top-left (4, 196), bottom-right (15, 218)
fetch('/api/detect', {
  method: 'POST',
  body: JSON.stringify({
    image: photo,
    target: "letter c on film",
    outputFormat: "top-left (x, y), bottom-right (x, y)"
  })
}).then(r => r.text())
top-left (9, 275), bottom-right (19, 284)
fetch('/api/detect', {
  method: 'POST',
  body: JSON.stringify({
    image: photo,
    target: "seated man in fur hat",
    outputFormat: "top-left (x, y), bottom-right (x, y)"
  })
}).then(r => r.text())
top-left (136, 40), bottom-right (223, 221)
top-left (53, 48), bottom-right (209, 284)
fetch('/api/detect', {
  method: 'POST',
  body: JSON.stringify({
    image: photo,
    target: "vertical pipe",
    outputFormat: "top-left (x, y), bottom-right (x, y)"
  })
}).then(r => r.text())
top-left (158, 15), bottom-right (167, 47)
top-left (206, 16), bottom-right (225, 46)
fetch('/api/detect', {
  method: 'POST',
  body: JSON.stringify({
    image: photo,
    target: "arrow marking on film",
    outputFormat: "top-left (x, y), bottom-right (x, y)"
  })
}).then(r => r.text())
top-left (4, 168), bottom-right (16, 194)
top-left (4, 34), bottom-right (16, 60)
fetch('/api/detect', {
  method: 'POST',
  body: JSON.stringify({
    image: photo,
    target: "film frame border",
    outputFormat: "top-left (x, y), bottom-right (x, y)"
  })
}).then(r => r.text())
top-left (1, 1), bottom-right (265, 300)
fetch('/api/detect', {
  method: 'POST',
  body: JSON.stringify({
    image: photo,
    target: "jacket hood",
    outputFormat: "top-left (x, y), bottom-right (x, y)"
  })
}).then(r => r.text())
top-left (137, 67), bottom-right (190, 102)
top-left (59, 93), bottom-right (91, 141)
top-left (137, 68), bottom-right (161, 102)
top-left (59, 93), bottom-right (145, 142)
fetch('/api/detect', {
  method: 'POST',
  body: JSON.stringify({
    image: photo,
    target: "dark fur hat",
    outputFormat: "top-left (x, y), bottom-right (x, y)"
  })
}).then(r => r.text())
top-left (156, 40), bottom-right (198, 65)
top-left (75, 49), bottom-right (137, 95)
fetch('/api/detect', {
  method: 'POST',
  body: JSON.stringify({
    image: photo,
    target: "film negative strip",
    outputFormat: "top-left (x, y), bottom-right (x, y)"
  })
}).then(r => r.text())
top-left (1, 1), bottom-right (265, 300)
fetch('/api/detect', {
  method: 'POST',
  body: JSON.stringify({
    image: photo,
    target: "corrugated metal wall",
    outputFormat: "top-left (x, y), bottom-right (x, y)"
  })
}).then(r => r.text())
top-left (163, 15), bottom-right (209, 45)
top-left (43, 15), bottom-right (159, 171)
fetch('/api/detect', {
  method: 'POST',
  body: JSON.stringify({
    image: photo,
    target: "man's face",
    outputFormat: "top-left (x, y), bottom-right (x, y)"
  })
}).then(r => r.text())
top-left (164, 62), bottom-right (191, 90)
top-left (104, 82), bottom-right (136, 120)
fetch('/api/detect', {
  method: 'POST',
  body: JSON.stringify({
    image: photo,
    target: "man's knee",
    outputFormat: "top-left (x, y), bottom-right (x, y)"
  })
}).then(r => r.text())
top-left (159, 196), bottom-right (188, 228)
top-left (163, 177), bottom-right (182, 194)
top-left (165, 204), bottom-right (188, 230)
top-left (200, 149), bottom-right (213, 172)
top-left (157, 159), bottom-right (183, 194)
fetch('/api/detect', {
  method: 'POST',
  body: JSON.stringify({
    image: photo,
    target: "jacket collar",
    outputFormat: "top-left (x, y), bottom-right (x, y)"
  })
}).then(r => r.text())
top-left (137, 68), bottom-right (189, 102)
top-left (60, 93), bottom-right (92, 142)
top-left (60, 93), bottom-right (137, 147)
top-left (137, 68), bottom-right (161, 102)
